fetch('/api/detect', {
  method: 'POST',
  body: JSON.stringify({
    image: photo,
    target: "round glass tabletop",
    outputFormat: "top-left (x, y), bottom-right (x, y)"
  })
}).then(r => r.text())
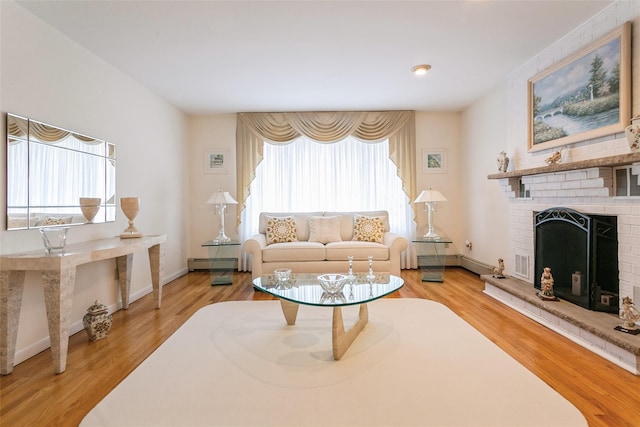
top-left (252, 272), bottom-right (404, 307)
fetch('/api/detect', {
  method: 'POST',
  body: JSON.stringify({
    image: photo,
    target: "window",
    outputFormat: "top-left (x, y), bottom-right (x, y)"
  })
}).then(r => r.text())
top-left (239, 135), bottom-right (415, 269)
top-left (614, 166), bottom-right (640, 197)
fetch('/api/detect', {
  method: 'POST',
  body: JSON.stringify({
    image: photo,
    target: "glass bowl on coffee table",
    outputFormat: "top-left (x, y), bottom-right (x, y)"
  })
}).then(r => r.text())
top-left (253, 272), bottom-right (404, 360)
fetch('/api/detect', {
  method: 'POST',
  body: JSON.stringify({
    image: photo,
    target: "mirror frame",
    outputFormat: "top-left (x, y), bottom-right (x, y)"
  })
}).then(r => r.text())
top-left (6, 113), bottom-right (116, 230)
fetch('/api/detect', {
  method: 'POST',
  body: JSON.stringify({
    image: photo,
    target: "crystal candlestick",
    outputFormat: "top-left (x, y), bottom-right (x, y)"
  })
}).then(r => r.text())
top-left (366, 255), bottom-right (376, 281)
top-left (347, 256), bottom-right (355, 281)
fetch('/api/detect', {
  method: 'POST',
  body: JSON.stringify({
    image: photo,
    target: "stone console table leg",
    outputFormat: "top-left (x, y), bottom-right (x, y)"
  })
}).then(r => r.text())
top-left (41, 268), bottom-right (77, 374)
top-left (148, 243), bottom-right (163, 309)
top-left (116, 254), bottom-right (133, 309)
top-left (0, 270), bottom-right (26, 375)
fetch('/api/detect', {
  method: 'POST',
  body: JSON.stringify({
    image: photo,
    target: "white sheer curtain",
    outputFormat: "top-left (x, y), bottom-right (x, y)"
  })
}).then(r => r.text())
top-left (238, 135), bottom-right (417, 270)
top-left (7, 138), bottom-right (104, 213)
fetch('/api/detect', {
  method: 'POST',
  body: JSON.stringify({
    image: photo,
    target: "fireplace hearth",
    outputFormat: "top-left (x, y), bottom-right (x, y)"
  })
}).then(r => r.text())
top-left (534, 207), bottom-right (618, 313)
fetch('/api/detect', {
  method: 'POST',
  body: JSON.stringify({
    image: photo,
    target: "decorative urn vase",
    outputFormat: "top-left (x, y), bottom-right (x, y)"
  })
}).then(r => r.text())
top-left (82, 300), bottom-right (113, 341)
top-left (79, 197), bottom-right (101, 223)
top-left (120, 197), bottom-right (142, 238)
top-left (625, 115), bottom-right (640, 151)
top-left (496, 151), bottom-right (509, 173)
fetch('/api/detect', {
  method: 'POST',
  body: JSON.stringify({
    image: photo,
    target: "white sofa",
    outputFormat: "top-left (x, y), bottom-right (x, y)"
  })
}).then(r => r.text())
top-left (244, 210), bottom-right (408, 279)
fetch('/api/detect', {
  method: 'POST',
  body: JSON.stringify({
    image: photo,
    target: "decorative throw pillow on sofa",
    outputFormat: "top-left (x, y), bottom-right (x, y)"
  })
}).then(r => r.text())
top-left (308, 216), bottom-right (342, 244)
top-left (352, 214), bottom-right (385, 243)
top-left (265, 216), bottom-right (298, 244)
top-left (42, 217), bottom-right (70, 226)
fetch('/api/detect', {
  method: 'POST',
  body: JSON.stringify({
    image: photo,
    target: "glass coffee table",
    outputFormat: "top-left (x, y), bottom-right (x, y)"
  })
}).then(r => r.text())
top-left (252, 272), bottom-right (404, 360)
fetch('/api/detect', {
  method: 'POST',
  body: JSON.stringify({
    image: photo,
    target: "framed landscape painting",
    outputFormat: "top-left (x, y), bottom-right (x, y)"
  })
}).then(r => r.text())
top-left (204, 149), bottom-right (229, 174)
top-left (422, 149), bottom-right (447, 174)
top-left (528, 22), bottom-right (631, 152)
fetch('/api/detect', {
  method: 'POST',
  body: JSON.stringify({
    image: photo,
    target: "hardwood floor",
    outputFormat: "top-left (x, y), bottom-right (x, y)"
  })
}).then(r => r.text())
top-left (1, 268), bottom-right (639, 426)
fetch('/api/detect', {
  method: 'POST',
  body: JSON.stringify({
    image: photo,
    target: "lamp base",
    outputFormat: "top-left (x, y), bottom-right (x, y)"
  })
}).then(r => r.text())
top-left (423, 230), bottom-right (441, 240)
top-left (213, 231), bottom-right (231, 244)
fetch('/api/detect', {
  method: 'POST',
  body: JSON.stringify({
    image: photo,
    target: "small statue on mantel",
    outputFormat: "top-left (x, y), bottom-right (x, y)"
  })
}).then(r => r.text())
top-left (538, 267), bottom-right (558, 300)
top-left (619, 297), bottom-right (640, 330)
top-left (545, 151), bottom-right (562, 166)
top-left (492, 258), bottom-right (506, 278)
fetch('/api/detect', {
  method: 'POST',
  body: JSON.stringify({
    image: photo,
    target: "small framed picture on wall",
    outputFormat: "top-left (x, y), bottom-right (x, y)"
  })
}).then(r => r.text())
top-left (204, 149), bottom-right (229, 174)
top-left (422, 149), bottom-right (447, 174)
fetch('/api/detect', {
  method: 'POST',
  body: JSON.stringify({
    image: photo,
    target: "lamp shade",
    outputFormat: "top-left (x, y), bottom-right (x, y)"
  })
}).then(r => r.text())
top-left (206, 190), bottom-right (237, 205)
top-left (413, 189), bottom-right (447, 203)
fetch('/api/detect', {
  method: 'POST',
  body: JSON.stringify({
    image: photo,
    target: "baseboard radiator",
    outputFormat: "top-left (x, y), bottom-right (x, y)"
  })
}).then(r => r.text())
top-left (188, 258), bottom-right (238, 272)
top-left (459, 255), bottom-right (494, 275)
top-left (188, 255), bottom-right (486, 274)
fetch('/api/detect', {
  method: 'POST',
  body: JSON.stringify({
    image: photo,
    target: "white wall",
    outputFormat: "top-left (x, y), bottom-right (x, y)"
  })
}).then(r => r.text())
top-left (188, 114), bottom-right (238, 259)
top-left (0, 1), bottom-right (189, 365)
top-left (461, 84), bottom-right (511, 267)
top-left (414, 112), bottom-right (463, 254)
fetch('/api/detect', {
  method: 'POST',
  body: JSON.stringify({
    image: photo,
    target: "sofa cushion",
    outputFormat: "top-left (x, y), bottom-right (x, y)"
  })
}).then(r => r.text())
top-left (259, 212), bottom-right (322, 241)
top-left (262, 241), bottom-right (326, 262)
top-left (352, 214), bottom-right (385, 243)
top-left (325, 241), bottom-right (389, 261)
top-left (41, 216), bottom-right (73, 226)
top-left (308, 216), bottom-right (342, 244)
top-left (324, 210), bottom-right (389, 240)
top-left (265, 216), bottom-right (298, 244)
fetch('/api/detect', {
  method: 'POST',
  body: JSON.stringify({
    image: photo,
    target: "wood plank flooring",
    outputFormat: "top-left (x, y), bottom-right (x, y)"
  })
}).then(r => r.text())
top-left (1, 268), bottom-right (639, 426)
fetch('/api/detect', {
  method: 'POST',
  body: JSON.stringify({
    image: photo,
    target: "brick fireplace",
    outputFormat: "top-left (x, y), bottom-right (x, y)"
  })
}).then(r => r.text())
top-left (492, 157), bottom-right (640, 310)
top-left (484, 153), bottom-right (640, 374)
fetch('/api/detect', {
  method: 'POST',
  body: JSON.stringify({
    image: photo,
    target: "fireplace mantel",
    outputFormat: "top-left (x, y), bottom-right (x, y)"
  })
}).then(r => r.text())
top-left (487, 152), bottom-right (640, 180)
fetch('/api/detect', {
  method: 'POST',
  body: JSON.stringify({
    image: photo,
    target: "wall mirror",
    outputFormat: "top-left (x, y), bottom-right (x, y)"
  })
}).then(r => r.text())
top-left (6, 113), bottom-right (116, 230)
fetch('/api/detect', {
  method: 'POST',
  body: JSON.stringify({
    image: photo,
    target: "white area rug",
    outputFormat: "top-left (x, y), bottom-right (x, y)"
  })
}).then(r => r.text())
top-left (82, 299), bottom-right (586, 426)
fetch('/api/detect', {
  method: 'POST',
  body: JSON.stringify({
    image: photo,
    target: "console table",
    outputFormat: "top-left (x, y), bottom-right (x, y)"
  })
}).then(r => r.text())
top-left (0, 234), bottom-right (166, 375)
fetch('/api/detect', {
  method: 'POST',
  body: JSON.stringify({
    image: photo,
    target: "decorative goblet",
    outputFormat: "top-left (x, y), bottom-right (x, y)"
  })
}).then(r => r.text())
top-left (79, 197), bottom-right (101, 223)
top-left (120, 197), bottom-right (142, 238)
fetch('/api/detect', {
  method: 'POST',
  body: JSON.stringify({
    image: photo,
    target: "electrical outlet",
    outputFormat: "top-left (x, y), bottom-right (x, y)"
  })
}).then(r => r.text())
top-left (634, 286), bottom-right (640, 305)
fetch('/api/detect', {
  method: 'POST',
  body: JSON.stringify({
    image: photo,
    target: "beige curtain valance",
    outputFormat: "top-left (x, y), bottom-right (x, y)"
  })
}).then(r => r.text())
top-left (7, 115), bottom-right (99, 144)
top-left (236, 111), bottom-right (417, 223)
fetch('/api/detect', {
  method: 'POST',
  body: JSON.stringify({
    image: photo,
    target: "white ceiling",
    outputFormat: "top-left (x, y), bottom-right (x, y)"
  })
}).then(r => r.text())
top-left (16, 0), bottom-right (614, 114)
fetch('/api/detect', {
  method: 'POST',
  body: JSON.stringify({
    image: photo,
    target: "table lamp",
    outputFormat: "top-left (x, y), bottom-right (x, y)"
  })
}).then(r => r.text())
top-left (413, 188), bottom-right (447, 240)
top-left (206, 190), bottom-right (238, 243)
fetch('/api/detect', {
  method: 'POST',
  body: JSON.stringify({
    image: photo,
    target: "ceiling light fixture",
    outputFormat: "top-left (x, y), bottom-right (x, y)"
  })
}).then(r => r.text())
top-left (411, 64), bottom-right (431, 76)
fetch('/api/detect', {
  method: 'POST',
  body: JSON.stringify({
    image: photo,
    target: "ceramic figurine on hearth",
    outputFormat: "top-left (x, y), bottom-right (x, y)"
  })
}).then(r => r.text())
top-left (619, 297), bottom-right (640, 330)
top-left (496, 151), bottom-right (509, 173)
top-left (540, 267), bottom-right (555, 299)
top-left (492, 258), bottom-right (506, 278)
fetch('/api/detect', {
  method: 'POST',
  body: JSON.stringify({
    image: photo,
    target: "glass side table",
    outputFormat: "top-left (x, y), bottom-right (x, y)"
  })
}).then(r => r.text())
top-left (413, 237), bottom-right (452, 282)
top-left (201, 240), bottom-right (240, 285)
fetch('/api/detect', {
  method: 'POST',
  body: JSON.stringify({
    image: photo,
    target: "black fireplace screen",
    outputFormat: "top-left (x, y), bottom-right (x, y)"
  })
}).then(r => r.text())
top-left (534, 207), bottom-right (618, 313)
